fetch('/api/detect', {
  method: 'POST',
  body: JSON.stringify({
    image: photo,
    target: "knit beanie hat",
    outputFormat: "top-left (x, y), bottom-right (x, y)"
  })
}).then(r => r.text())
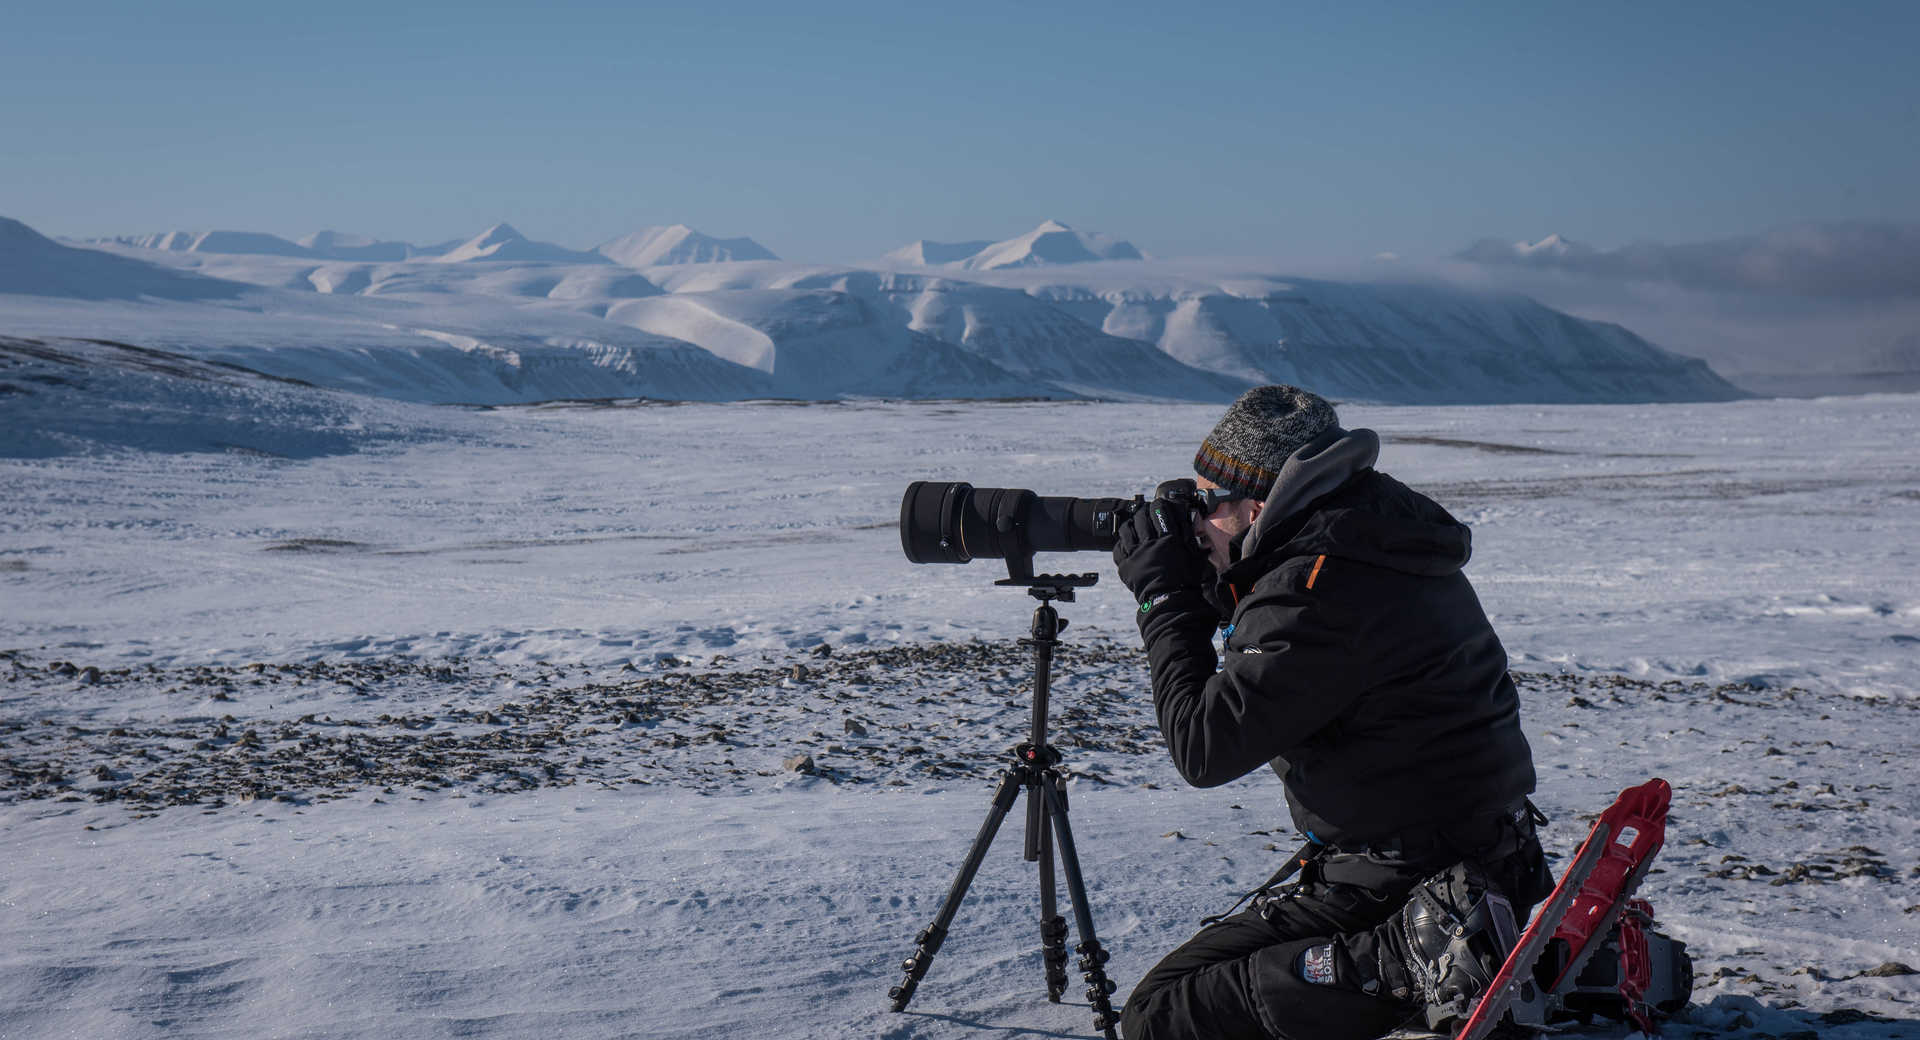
top-left (1193, 385), bottom-right (1339, 499)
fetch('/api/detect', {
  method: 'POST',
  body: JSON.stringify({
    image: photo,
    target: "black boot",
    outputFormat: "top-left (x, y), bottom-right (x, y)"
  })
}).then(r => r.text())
top-left (1302, 862), bottom-right (1518, 1025)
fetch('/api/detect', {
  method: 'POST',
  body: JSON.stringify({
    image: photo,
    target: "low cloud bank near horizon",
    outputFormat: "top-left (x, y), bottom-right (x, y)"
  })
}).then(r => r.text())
top-left (1423, 266), bottom-right (1918, 393)
top-left (1453, 220), bottom-right (1920, 302)
top-left (1320, 222), bottom-right (1920, 394)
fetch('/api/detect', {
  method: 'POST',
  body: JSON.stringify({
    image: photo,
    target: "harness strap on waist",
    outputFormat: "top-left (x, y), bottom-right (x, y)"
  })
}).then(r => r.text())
top-left (1200, 838), bottom-right (1320, 927)
top-left (1331, 797), bottom-right (1540, 861)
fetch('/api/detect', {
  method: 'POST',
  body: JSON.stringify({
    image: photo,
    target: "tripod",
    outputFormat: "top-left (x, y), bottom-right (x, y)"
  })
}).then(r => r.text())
top-left (887, 573), bottom-right (1121, 1038)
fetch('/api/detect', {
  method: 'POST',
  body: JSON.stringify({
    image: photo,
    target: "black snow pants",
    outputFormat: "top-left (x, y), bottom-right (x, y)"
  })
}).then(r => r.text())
top-left (1121, 823), bottom-right (1549, 1040)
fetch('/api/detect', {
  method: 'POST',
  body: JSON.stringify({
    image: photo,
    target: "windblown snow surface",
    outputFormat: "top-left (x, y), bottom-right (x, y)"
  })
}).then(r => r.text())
top-left (2, 359), bottom-right (1916, 1038)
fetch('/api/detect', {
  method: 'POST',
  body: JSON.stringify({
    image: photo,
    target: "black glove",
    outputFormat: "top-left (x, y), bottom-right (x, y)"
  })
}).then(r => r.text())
top-left (1112, 494), bottom-right (1211, 606)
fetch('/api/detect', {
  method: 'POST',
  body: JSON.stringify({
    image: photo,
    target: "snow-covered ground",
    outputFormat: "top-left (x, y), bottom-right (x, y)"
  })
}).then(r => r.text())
top-left (3, 388), bottom-right (1917, 1038)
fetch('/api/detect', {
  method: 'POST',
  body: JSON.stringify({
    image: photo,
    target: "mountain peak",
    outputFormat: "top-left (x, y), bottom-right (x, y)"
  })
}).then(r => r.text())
top-left (439, 223), bottom-right (604, 264)
top-left (883, 238), bottom-right (995, 267)
top-left (0, 215), bottom-right (244, 300)
top-left (298, 230), bottom-right (411, 261)
top-left (0, 215), bottom-right (53, 247)
top-left (961, 222), bottom-right (1144, 270)
top-left (884, 222), bottom-right (1144, 270)
top-left (595, 225), bottom-right (777, 267)
top-left (300, 230), bottom-right (364, 249)
top-left (1457, 233), bottom-right (1595, 265)
top-left (1517, 233), bottom-right (1594, 258)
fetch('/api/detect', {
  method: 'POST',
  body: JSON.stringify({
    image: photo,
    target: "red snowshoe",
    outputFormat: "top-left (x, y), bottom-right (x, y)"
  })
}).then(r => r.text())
top-left (1449, 778), bottom-right (1693, 1040)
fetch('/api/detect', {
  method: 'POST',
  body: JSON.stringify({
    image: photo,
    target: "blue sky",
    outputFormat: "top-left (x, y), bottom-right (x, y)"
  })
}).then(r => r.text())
top-left (4, 0), bottom-right (1915, 262)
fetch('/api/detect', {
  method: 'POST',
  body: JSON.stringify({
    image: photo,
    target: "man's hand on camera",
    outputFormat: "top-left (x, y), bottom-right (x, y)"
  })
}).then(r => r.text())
top-left (1113, 497), bottom-right (1210, 606)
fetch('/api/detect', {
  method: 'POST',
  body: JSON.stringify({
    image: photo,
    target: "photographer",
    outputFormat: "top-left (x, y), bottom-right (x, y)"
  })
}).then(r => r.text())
top-left (1113, 385), bottom-right (1551, 1040)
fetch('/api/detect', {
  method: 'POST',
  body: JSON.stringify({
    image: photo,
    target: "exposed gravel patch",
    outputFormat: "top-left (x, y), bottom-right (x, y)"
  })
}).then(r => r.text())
top-left (1, 640), bottom-right (1158, 811)
top-left (4, 645), bottom-right (1912, 830)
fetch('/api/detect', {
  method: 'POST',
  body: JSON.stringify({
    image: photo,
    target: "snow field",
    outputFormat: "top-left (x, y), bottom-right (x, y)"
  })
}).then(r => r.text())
top-left (5, 670), bottom-right (1916, 1040)
top-left (2, 393), bottom-right (1918, 1037)
top-left (3, 394), bottom-right (1915, 697)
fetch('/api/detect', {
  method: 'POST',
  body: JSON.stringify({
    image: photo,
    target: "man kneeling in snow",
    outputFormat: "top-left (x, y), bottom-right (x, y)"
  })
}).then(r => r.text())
top-left (1112, 385), bottom-right (1552, 1040)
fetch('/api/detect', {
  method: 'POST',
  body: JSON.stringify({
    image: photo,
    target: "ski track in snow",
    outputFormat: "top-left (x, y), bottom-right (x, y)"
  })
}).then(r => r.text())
top-left (2, 395), bottom-right (1918, 1038)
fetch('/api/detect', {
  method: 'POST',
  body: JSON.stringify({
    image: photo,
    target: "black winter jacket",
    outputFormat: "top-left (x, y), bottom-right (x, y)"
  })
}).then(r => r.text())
top-left (1137, 464), bottom-right (1535, 849)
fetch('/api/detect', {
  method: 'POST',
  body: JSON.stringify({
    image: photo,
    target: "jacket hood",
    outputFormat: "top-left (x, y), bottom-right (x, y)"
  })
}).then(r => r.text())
top-left (1221, 429), bottom-right (1473, 588)
top-left (1282, 493), bottom-right (1474, 577)
top-left (1242, 426), bottom-right (1379, 560)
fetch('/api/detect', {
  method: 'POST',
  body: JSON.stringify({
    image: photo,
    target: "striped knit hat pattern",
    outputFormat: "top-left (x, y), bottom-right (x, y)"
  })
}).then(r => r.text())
top-left (1193, 385), bottom-right (1340, 499)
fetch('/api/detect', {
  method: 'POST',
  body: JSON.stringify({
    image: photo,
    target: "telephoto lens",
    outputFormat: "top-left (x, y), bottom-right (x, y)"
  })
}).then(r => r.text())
top-left (899, 482), bottom-right (1135, 566)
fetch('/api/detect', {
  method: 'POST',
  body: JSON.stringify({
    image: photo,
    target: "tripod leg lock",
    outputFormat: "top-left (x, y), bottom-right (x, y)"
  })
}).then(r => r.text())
top-left (889, 923), bottom-right (950, 1011)
top-left (1077, 942), bottom-right (1111, 971)
top-left (1042, 914), bottom-right (1070, 1000)
top-left (1076, 938), bottom-right (1122, 1033)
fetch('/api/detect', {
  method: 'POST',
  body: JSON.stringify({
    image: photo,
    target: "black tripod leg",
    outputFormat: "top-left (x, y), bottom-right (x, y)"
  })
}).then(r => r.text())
top-left (1043, 774), bottom-right (1120, 1039)
top-left (889, 767), bottom-right (1025, 1012)
top-left (1034, 785), bottom-right (1069, 1001)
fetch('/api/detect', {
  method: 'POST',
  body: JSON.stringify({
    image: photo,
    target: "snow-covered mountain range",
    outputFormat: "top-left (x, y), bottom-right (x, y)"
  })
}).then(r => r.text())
top-left (87, 222), bottom-right (779, 268)
top-left (7, 214), bottom-right (1744, 404)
